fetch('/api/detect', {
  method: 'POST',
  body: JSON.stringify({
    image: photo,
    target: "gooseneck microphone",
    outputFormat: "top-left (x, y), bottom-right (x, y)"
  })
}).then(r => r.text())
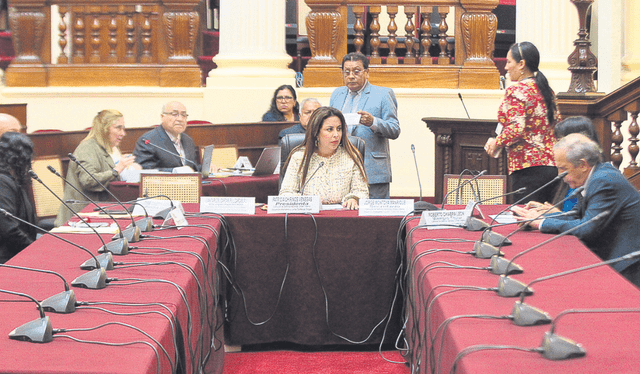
top-left (411, 144), bottom-right (436, 212)
top-left (0, 263), bottom-right (77, 313)
top-left (458, 93), bottom-right (471, 119)
top-left (483, 187), bottom-right (585, 268)
top-left (0, 208), bottom-right (109, 289)
top-left (300, 161), bottom-right (325, 196)
top-left (441, 170), bottom-right (487, 209)
top-left (512, 248), bottom-right (640, 327)
top-left (465, 187), bottom-right (527, 231)
top-left (67, 153), bottom-right (141, 243)
top-left (496, 210), bottom-right (610, 298)
top-left (142, 138), bottom-right (199, 170)
top-left (0, 288), bottom-right (53, 343)
top-left (31, 169), bottom-right (129, 255)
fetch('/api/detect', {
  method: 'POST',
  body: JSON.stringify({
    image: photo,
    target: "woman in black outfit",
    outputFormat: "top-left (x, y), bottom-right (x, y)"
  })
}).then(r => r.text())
top-left (0, 132), bottom-right (37, 263)
top-left (262, 84), bottom-right (300, 122)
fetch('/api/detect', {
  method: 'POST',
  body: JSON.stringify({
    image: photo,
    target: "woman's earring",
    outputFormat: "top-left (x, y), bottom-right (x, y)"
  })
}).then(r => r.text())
top-left (315, 138), bottom-right (319, 147)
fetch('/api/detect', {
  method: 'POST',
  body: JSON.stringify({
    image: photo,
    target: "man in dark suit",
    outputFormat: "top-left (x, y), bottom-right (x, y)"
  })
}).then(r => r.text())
top-left (278, 98), bottom-right (321, 139)
top-left (133, 101), bottom-right (200, 172)
top-left (330, 52), bottom-right (400, 199)
top-left (514, 133), bottom-right (640, 287)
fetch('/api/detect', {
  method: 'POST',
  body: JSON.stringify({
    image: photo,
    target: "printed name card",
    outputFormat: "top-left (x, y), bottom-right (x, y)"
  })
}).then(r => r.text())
top-left (267, 196), bottom-right (320, 214)
top-left (133, 199), bottom-right (183, 217)
top-left (419, 209), bottom-right (469, 229)
top-left (359, 199), bottom-right (413, 216)
top-left (200, 197), bottom-right (256, 215)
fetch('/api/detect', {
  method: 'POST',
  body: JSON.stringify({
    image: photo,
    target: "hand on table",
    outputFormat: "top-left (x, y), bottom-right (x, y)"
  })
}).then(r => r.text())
top-left (343, 198), bottom-right (359, 210)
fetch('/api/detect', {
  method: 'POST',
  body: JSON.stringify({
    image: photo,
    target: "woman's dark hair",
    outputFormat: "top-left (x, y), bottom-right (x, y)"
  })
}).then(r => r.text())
top-left (554, 116), bottom-right (600, 143)
top-left (0, 132), bottom-right (34, 186)
top-left (510, 41), bottom-right (557, 126)
top-left (267, 84), bottom-right (299, 120)
top-left (284, 106), bottom-right (367, 189)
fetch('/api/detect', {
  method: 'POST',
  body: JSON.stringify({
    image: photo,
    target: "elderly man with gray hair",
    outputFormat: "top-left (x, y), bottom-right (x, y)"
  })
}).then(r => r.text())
top-left (278, 98), bottom-right (321, 139)
top-left (513, 133), bottom-right (640, 287)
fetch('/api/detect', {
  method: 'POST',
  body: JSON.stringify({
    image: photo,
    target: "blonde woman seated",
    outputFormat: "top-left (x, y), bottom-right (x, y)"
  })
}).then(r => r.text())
top-left (280, 106), bottom-right (369, 210)
top-left (55, 110), bottom-right (141, 226)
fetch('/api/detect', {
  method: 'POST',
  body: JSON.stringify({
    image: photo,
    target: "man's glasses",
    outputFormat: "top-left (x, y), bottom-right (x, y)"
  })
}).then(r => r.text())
top-left (163, 111), bottom-right (189, 118)
top-left (276, 96), bottom-right (294, 102)
top-left (343, 69), bottom-right (365, 77)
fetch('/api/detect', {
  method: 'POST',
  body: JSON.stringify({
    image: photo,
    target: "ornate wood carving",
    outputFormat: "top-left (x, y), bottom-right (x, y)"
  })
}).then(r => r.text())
top-left (386, 6), bottom-right (398, 65)
top-left (566, 0), bottom-right (597, 94)
top-left (303, 1), bottom-right (500, 89)
top-left (162, 10), bottom-right (199, 63)
top-left (6, 0), bottom-right (201, 87)
top-left (624, 101), bottom-right (640, 176)
top-left (420, 7), bottom-right (433, 65)
top-left (9, 9), bottom-right (46, 64)
top-left (306, 9), bottom-right (341, 64)
top-left (404, 6), bottom-right (417, 64)
top-left (460, 12), bottom-right (497, 66)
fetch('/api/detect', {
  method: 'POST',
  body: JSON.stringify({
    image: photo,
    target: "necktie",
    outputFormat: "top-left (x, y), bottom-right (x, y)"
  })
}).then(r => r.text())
top-left (343, 92), bottom-right (357, 114)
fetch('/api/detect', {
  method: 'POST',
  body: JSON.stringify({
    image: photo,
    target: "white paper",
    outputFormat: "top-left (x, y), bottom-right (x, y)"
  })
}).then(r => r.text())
top-left (321, 204), bottom-right (345, 211)
top-left (165, 208), bottom-right (188, 228)
top-left (120, 169), bottom-right (163, 183)
top-left (172, 165), bottom-right (196, 173)
top-left (200, 196), bottom-right (256, 214)
top-left (233, 156), bottom-right (252, 170)
top-left (358, 199), bottom-right (413, 216)
top-left (490, 212), bottom-right (517, 224)
top-left (267, 196), bottom-right (320, 214)
top-left (343, 113), bottom-right (361, 133)
top-left (133, 199), bottom-right (178, 217)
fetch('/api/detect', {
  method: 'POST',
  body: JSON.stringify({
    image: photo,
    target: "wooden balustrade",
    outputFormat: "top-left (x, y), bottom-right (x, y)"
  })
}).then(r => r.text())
top-left (557, 76), bottom-right (640, 177)
top-left (6, 0), bottom-right (202, 87)
top-left (303, 0), bottom-right (500, 89)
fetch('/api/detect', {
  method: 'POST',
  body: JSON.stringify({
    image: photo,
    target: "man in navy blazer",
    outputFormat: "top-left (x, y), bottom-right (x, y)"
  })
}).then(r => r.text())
top-left (330, 52), bottom-right (400, 198)
top-left (514, 133), bottom-right (640, 287)
top-left (133, 101), bottom-right (200, 172)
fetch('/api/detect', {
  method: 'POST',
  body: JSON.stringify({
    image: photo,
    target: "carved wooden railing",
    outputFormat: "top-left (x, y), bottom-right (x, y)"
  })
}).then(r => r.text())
top-left (303, 0), bottom-right (500, 89)
top-left (6, 0), bottom-right (201, 87)
top-left (557, 76), bottom-right (640, 177)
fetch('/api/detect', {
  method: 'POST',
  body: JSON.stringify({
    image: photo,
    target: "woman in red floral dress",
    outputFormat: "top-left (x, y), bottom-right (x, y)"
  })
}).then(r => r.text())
top-left (485, 41), bottom-right (560, 203)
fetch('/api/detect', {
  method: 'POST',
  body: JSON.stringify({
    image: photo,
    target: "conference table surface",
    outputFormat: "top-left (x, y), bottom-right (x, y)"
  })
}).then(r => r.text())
top-left (219, 207), bottom-right (405, 347)
top-left (0, 212), bottom-right (225, 374)
top-left (109, 174), bottom-right (280, 203)
top-left (404, 205), bottom-right (640, 374)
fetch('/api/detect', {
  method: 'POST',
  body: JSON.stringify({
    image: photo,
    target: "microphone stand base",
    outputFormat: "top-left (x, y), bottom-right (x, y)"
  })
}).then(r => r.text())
top-left (71, 269), bottom-right (108, 289)
top-left (414, 200), bottom-right (438, 213)
top-left (540, 332), bottom-right (586, 360)
top-left (9, 316), bottom-right (53, 343)
top-left (511, 301), bottom-right (551, 326)
top-left (41, 290), bottom-right (77, 313)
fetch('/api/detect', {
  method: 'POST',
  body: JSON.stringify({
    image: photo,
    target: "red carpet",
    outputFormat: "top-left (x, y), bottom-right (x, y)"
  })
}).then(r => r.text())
top-left (222, 350), bottom-right (410, 374)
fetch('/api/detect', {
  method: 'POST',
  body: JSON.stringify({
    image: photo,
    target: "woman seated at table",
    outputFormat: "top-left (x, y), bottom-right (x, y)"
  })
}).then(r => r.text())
top-left (0, 132), bottom-right (37, 263)
top-left (261, 84), bottom-right (300, 122)
top-left (55, 110), bottom-right (141, 226)
top-left (279, 106), bottom-right (369, 209)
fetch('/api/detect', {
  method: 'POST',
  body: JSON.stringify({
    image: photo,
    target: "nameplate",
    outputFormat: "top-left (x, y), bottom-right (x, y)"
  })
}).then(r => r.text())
top-left (419, 209), bottom-right (468, 229)
top-left (267, 196), bottom-right (320, 214)
top-left (133, 199), bottom-right (184, 217)
top-left (359, 199), bottom-right (413, 216)
top-left (200, 197), bottom-right (255, 215)
top-left (165, 207), bottom-right (188, 228)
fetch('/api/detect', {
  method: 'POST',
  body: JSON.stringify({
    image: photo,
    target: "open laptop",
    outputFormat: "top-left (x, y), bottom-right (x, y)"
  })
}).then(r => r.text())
top-left (216, 146), bottom-right (280, 177)
top-left (248, 146), bottom-right (281, 176)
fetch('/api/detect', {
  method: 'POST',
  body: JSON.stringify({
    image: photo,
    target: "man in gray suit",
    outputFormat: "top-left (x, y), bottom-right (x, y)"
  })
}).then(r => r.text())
top-left (330, 52), bottom-right (400, 198)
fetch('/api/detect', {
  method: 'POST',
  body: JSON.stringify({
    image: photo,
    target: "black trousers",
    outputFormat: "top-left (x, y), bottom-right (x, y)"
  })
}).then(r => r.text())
top-left (510, 165), bottom-right (559, 204)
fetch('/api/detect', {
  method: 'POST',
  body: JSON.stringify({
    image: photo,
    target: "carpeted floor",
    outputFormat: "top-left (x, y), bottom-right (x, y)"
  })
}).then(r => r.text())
top-left (222, 350), bottom-right (410, 374)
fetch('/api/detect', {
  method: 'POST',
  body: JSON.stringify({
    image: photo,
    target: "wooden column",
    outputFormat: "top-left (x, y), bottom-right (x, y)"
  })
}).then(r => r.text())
top-left (458, 0), bottom-right (500, 89)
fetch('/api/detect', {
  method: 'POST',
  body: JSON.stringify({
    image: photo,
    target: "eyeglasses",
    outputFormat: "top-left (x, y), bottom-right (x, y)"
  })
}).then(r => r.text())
top-left (343, 69), bottom-right (365, 77)
top-left (163, 111), bottom-right (189, 118)
top-left (276, 96), bottom-right (294, 102)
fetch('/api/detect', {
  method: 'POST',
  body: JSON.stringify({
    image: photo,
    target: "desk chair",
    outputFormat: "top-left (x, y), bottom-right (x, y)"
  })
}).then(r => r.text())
top-left (139, 173), bottom-right (202, 204)
top-left (443, 174), bottom-right (507, 205)
top-left (30, 156), bottom-right (65, 230)
top-left (278, 133), bottom-right (366, 188)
